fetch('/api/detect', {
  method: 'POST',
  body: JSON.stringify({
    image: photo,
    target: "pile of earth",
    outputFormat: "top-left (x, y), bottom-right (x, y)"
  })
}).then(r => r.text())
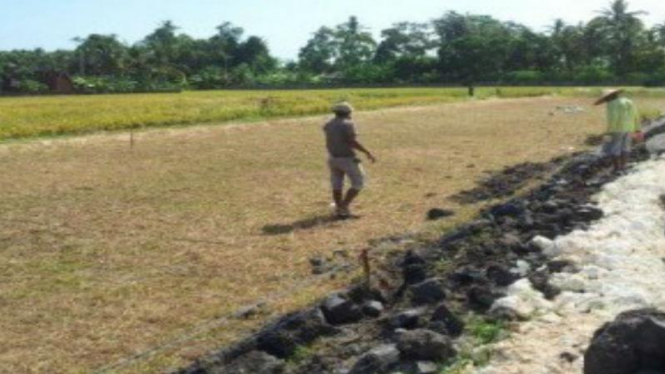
top-left (177, 144), bottom-right (651, 374)
top-left (448, 158), bottom-right (569, 204)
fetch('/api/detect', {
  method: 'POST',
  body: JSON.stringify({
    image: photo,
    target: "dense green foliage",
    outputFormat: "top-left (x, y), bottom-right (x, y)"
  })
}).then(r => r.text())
top-left (1, 0), bottom-right (665, 93)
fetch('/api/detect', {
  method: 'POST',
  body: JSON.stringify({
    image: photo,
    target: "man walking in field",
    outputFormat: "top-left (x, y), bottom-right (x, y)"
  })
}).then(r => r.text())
top-left (324, 102), bottom-right (376, 219)
top-left (595, 89), bottom-right (641, 174)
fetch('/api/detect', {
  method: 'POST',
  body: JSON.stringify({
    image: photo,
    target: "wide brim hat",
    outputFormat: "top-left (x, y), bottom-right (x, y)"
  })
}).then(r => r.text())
top-left (331, 102), bottom-right (354, 114)
top-left (594, 89), bottom-right (624, 106)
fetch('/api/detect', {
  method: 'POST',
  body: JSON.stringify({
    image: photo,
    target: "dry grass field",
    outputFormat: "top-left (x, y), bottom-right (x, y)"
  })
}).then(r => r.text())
top-left (0, 95), bottom-right (662, 373)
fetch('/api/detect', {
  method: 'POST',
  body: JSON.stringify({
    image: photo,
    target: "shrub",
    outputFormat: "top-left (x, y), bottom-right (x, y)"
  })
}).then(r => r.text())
top-left (189, 66), bottom-right (227, 89)
top-left (72, 76), bottom-right (140, 93)
top-left (19, 79), bottom-right (48, 94)
top-left (573, 66), bottom-right (614, 85)
top-left (230, 64), bottom-right (255, 86)
top-left (643, 71), bottom-right (665, 87)
top-left (72, 76), bottom-right (183, 94)
top-left (625, 72), bottom-right (649, 85)
top-left (502, 70), bottom-right (544, 85)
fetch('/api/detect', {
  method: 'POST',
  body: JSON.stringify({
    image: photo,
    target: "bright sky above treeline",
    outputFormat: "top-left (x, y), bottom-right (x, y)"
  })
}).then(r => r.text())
top-left (1, 0), bottom-right (664, 60)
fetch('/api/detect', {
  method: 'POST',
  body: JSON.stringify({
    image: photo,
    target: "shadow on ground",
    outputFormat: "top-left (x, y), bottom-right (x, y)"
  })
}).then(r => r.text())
top-left (262, 214), bottom-right (357, 235)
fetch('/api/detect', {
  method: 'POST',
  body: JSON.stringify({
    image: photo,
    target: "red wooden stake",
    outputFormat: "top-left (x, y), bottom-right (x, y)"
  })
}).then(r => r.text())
top-left (360, 248), bottom-right (371, 289)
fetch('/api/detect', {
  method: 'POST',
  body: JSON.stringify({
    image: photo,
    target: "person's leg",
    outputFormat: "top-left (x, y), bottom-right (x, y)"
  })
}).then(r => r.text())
top-left (611, 156), bottom-right (621, 173)
top-left (342, 188), bottom-right (360, 209)
top-left (608, 133), bottom-right (623, 174)
top-left (328, 159), bottom-right (346, 214)
top-left (620, 153), bottom-right (629, 170)
top-left (342, 159), bottom-right (365, 214)
top-left (333, 189), bottom-right (344, 209)
top-left (620, 133), bottom-right (632, 171)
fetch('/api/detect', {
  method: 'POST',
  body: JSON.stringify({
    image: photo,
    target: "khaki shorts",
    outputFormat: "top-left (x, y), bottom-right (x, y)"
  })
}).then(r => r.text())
top-left (328, 157), bottom-right (365, 191)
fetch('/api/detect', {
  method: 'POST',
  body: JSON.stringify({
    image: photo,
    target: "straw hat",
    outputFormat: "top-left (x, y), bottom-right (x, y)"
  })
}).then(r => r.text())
top-left (332, 102), bottom-right (354, 114)
top-left (594, 89), bottom-right (624, 106)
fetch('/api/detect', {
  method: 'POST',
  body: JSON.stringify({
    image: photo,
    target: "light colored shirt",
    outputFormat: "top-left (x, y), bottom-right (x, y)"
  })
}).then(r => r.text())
top-left (323, 117), bottom-right (357, 158)
top-left (607, 97), bottom-right (639, 133)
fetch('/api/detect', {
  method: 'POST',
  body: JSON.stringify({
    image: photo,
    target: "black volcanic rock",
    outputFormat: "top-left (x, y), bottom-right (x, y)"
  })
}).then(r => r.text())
top-left (585, 309), bottom-right (665, 374)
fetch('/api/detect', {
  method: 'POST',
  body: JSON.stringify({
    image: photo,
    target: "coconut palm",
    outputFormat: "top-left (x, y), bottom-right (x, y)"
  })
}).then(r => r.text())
top-left (549, 19), bottom-right (586, 71)
top-left (592, 0), bottom-right (648, 75)
top-left (655, 22), bottom-right (665, 46)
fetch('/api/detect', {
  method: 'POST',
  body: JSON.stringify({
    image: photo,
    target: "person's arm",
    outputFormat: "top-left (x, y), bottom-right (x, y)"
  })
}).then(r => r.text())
top-left (630, 102), bottom-right (644, 142)
top-left (350, 138), bottom-right (376, 163)
top-left (606, 103), bottom-right (615, 135)
top-left (346, 123), bottom-right (376, 163)
top-left (632, 103), bottom-right (640, 133)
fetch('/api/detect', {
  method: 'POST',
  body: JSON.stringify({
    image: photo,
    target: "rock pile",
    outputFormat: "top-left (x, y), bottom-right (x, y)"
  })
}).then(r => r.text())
top-left (178, 146), bottom-right (650, 374)
top-left (449, 159), bottom-right (564, 204)
top-left (643, 115), bottom-right (665, 155)
top-left (476, 150), bottom-right (665, 373)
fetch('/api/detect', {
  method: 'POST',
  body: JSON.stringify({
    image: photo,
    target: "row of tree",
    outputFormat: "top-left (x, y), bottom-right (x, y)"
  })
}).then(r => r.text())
top-left (0, 21), bottom-right (276, 93)
top-left (298, 0), bottom-right (665, 86)
top-left (1, 0), bottom-right (665, 94)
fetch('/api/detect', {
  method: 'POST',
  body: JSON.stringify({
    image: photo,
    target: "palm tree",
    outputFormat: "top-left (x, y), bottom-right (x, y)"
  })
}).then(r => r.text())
top-left (550, 19), bottom-right (566, 37)
top-left (548, 19), bottom-right (567, 70)
top-left (655, 22), bottom-right (665, 46)
top-left (592, 0), bottom-right (647, 75)
top-left (548, 19), bottom-right (588, 71)
top-left (72, 36), bottom-right (86, 75)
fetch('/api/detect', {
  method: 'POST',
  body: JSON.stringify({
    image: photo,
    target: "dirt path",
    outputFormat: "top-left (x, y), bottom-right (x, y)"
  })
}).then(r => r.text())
top-left (0, 97), bottom-right (606, 373)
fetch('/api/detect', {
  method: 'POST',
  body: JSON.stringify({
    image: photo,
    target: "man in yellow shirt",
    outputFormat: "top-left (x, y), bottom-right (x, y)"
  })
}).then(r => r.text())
top-left (595, 89), bottom-right (641, 173)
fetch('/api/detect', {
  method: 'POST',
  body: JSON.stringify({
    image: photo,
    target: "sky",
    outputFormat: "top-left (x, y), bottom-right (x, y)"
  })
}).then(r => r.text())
top-left (1, 0), bottom-right (664, 61)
